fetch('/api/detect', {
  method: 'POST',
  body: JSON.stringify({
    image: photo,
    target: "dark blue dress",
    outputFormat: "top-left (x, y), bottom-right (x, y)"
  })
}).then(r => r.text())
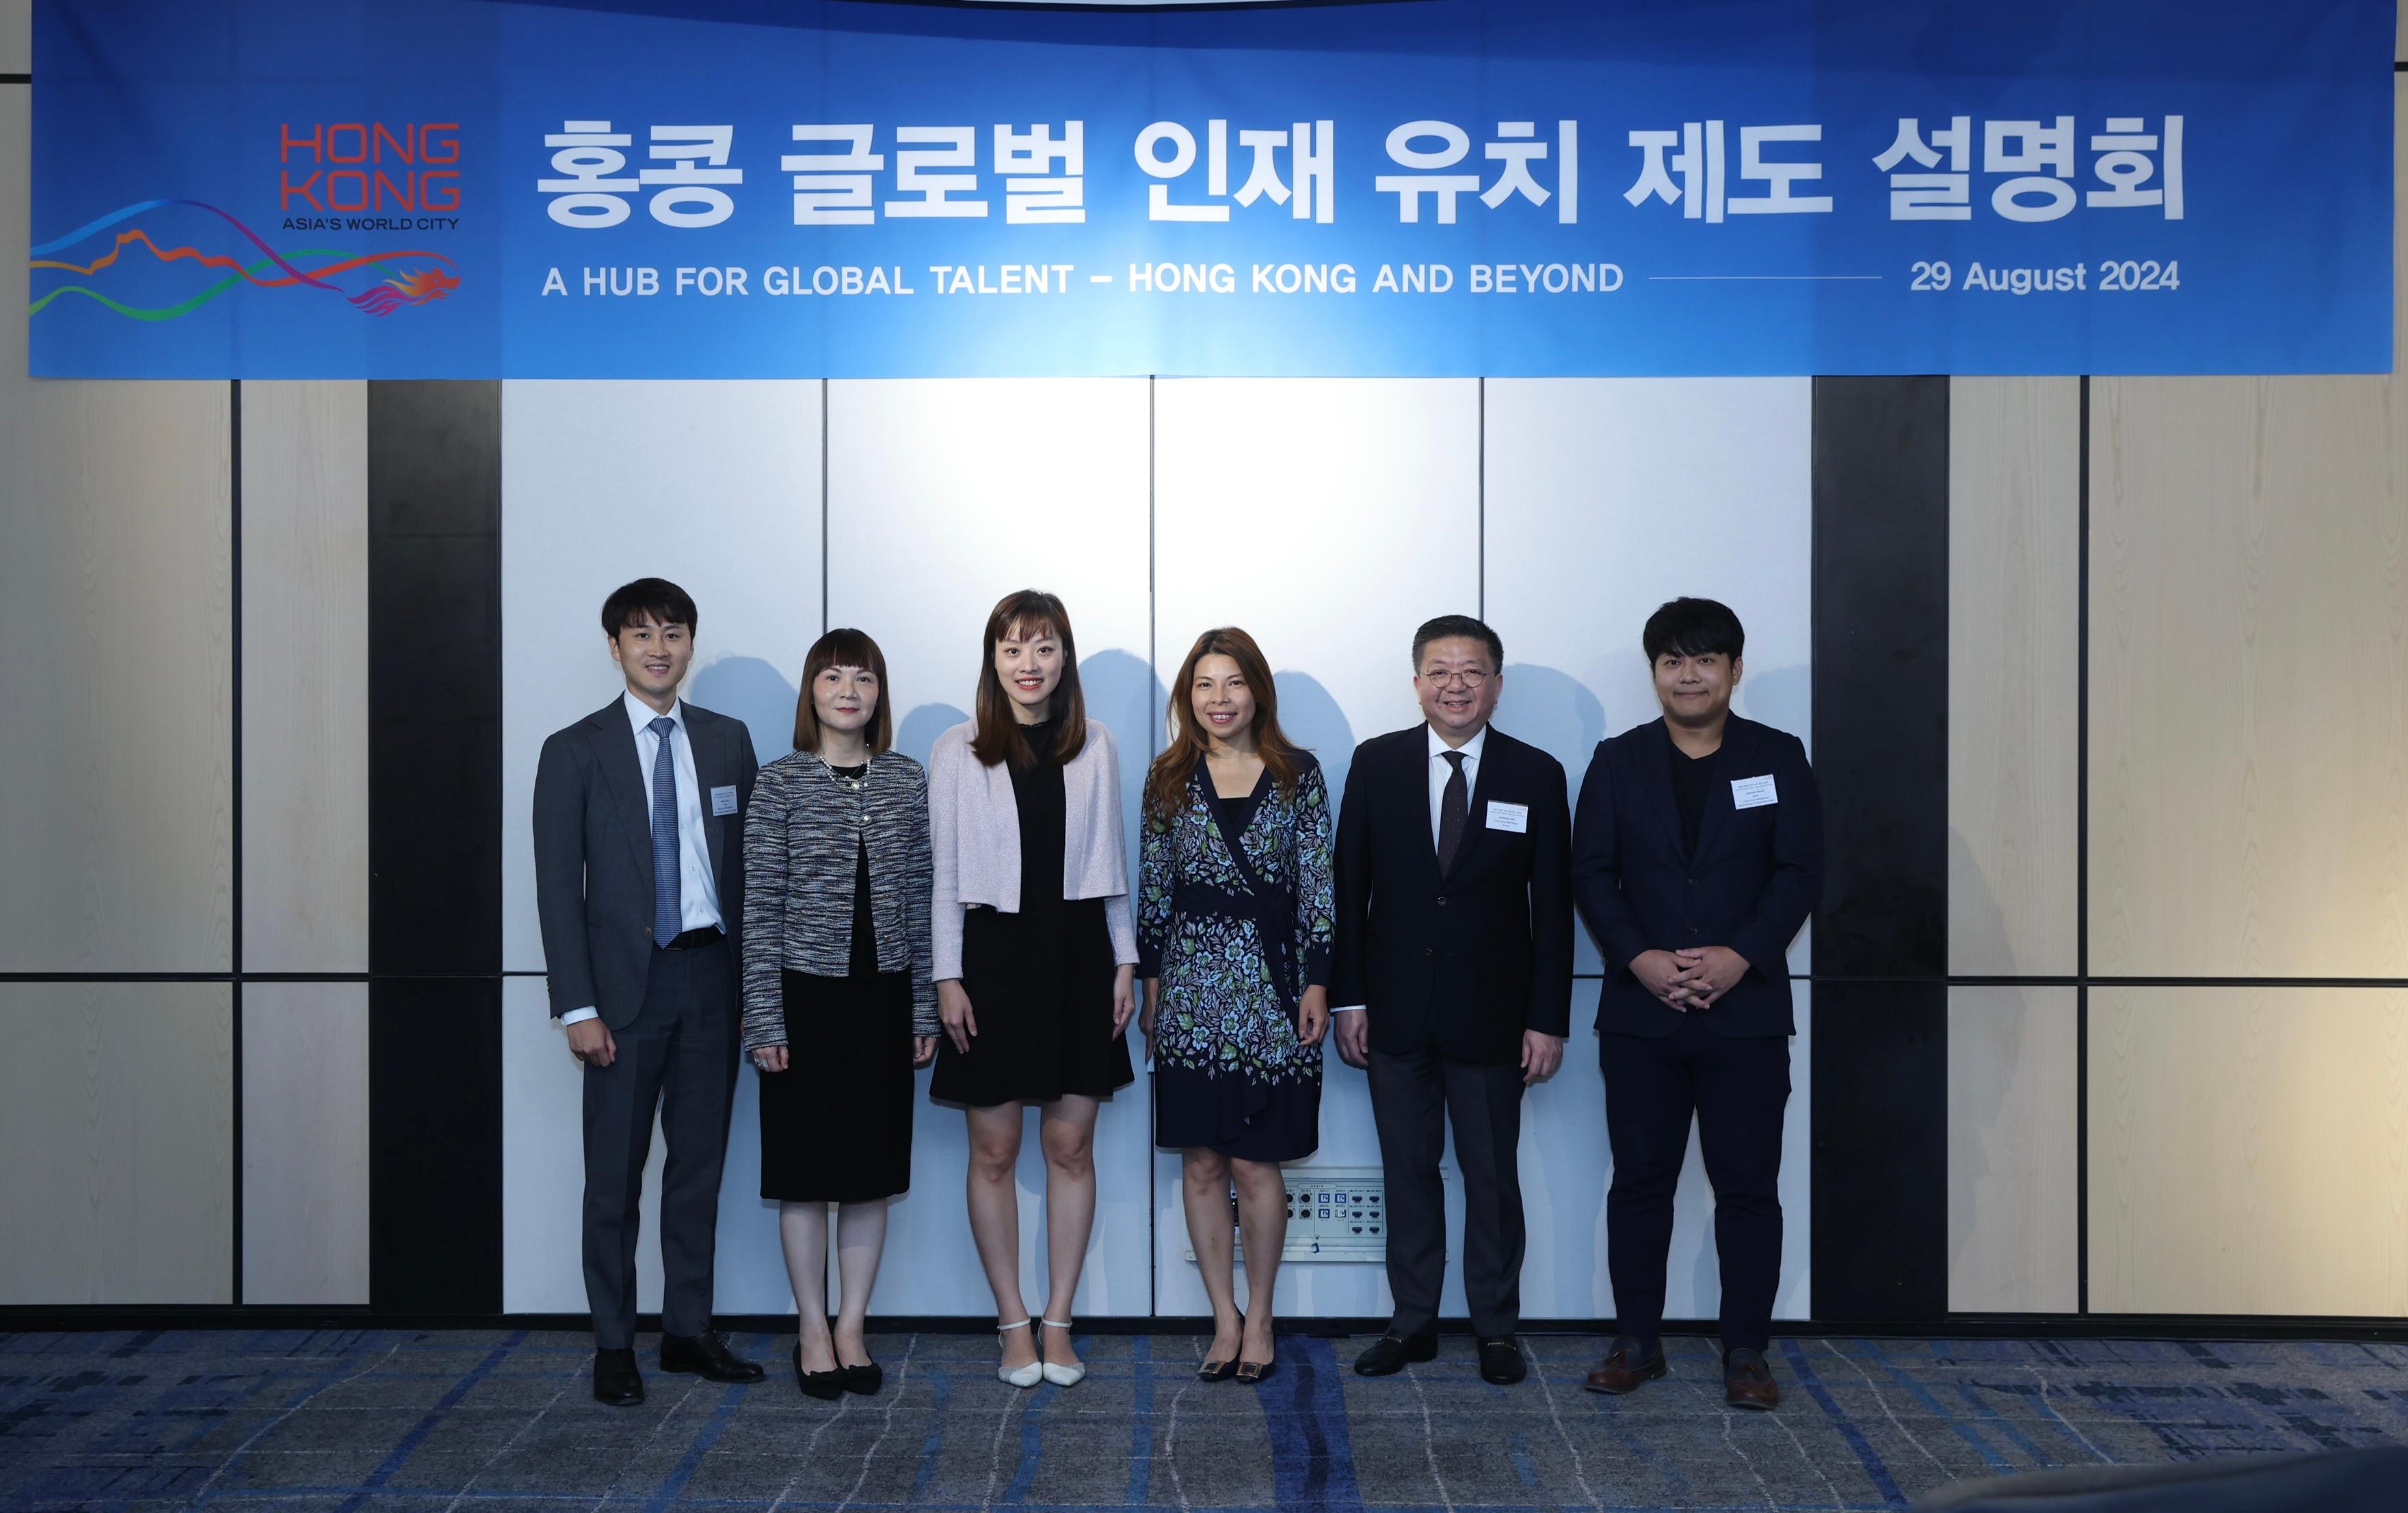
top-left (1139, 756), bottom-right (1335, 1161)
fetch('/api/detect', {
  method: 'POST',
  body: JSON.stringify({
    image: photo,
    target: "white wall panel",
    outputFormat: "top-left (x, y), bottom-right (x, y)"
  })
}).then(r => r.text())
top-left (2090, 987), bottom-right (2408, 1316)
top-left (1484, 378), bottom-right (1813, 1322)
top-left (1946, 986), bottom-right (2078, 1313)
top-left (501, 380), bottom-right (824, 972)
top-left (3, 1), bottom-right (26, 75)
top-left (1948, 378), bottom-right (2080, 978)
top-left (242, 381), bottom-right (369, 973)
top-left (0, 984), bottom-right (233, 1304)
top-left (1, 90), bottom-right (233, 974)
top-left (241, 983), bottom-right (370, 1304)
top-left (827, 378), bottom-right (1154, 1317)
top-left (1152, 377), bottom-right (1479, 1320)
top-left (499, 380), bottom-right (823, 1313)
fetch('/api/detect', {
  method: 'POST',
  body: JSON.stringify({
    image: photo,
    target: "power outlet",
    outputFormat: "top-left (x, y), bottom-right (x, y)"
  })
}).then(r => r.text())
top-left (1181, 1165), bottom-right (1436, 1263)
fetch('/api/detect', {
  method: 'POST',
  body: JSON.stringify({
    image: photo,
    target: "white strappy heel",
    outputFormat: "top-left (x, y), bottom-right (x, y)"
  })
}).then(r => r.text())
top-left (1039, 1319), bottom-right (1085, 1387)
top-left (996, 1317), bottom-right (1042, 1388)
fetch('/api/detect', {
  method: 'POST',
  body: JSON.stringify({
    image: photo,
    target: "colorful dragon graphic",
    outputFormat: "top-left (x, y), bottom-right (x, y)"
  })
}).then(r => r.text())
top-left (29, 199), bottom-right (460, 319)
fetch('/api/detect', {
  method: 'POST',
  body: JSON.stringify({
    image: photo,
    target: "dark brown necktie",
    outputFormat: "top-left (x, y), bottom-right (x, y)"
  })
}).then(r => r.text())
top-left (1436, 750), bottom-right (1468, 874)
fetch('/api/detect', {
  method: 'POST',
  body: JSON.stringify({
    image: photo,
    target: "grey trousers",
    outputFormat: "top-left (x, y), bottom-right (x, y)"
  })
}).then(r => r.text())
top-left (1368, 1040), bottom-right (1529, 1339)
top-left (581, 939), bottom-right (739, 1350)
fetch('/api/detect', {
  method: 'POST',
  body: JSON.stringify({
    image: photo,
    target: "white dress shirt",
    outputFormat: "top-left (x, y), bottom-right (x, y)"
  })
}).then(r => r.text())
top-left (561, 692), bottom-right (724, 1028)
top-left (1334, 722), bottom-right (1489, 1021)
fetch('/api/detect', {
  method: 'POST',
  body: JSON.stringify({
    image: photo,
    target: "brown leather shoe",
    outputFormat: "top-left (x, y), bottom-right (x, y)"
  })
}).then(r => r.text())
top-left (1723, 1347), bottom-right (1779, 1410)
top-left (1582, 1336), bottom-right (1667, 1395)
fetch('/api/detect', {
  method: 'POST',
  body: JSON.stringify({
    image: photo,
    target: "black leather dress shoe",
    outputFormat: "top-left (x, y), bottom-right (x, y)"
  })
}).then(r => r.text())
top-left (593, 1346), bottom-right (644, 1406)
top-left (1353, 1332), bottom-right (1439, 1376)
top-left (661, 1330), bottom-right (766, 1383)
top-left (1476, 1336), bottom-right (1528, 1385)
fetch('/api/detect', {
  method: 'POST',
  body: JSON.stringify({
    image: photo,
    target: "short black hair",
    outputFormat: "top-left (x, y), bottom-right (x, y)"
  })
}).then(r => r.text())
top-left (1641, 598), bottom-right (1744, 663)
top-left (600, 578), bottom-right (698, 640)
top-left (1412, 614), bottom-right (1503, 670)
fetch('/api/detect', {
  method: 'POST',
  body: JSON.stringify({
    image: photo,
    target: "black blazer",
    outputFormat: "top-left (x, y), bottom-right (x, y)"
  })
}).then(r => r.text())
top-left (532, 700), bottom-right (760, 1029)
top-left (1572, 715), bottom-right (1820, 1039)
top-left (1332, 724), bottom-right (1574, 1066)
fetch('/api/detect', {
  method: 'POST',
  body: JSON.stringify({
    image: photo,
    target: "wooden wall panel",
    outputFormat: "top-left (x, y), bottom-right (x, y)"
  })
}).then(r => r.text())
top-left (1946, 986), bottom-right (2078, 1313)
top-left (1948, 378), bottom-right (2080, 977)
top-left (242, 984), bottom-right (371, 1304)
top-left (242, 382), bottom-right (370, 972)
top-left (0, 92), bottom-right (234, 973)
top-left (2090, 987), bottom-right (2408, 1315)
top-left (0, 984), bottom-right (234, 1304)
top-left (2088, 87), bottom-right (2408, 979)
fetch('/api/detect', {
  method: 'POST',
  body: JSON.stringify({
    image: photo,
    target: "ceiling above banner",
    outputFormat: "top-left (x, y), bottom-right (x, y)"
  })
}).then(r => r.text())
top-left (26, 0), bottom-right (2395, 378)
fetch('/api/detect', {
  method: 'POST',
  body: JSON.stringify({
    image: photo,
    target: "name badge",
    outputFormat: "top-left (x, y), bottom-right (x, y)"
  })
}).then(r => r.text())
top-left (1731, 775), bottom-right (1777, 810)
top-left (710, 785), bottom-right (739, 817)
top-left (1485, 800), bottom-right (1530, 833)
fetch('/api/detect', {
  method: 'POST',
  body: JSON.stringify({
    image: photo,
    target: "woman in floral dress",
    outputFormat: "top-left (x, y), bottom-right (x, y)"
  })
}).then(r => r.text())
top-left (1138, 627), bottom-right (1334, 1386)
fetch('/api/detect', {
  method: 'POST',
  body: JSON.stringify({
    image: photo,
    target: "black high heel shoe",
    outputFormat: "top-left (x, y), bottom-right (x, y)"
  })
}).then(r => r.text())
top-left (1236, 1319), bottom-right (1278, 1384)
top-left (838, 1358), bottom-right (883, 1395)
top-left (793, 1342), bottom-right (846, 1402)
top-left (1197, 1313), bottom-right (1243, 1382)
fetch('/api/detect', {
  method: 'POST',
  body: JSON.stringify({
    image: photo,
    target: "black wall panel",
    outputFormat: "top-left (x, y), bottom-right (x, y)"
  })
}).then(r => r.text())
top-left (1808, 376), bottom-right (1950, 1323)
top-left (367, 381), bottom-right (504, 1313)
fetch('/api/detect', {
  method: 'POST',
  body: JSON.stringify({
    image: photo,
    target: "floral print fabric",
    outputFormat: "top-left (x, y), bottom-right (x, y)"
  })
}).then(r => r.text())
top-left (1138, 757), bottom-right (1336, 1086)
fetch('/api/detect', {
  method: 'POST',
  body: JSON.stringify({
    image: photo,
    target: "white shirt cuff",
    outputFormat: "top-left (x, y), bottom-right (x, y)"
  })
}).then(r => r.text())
top-left (559, 1007), bottom-right (600, 1027)
top-left (1332, 1005), bottom-right (1366, 1014)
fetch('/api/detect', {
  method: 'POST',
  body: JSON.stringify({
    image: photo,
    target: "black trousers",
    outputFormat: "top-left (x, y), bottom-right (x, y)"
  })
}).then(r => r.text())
top-left (1600, 1014), bottom-right (1790, 1353)
top-left (581, 938), bottom-right (739, 1350)
top-left (1368, 1040), bottom-right (1527, 1339)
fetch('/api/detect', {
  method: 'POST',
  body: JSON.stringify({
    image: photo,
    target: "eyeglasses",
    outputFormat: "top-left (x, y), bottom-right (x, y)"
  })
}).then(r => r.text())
top-left (1420, 668), bottom-right (1492, 688)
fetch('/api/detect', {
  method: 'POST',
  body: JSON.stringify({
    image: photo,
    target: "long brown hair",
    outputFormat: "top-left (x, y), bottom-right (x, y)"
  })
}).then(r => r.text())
top-left (1145, 626), bottom-right (1307, 825)
top-left (792, 627), bottom-right (893, 755)
top-left (970, 589), bottom-right (1087, 768)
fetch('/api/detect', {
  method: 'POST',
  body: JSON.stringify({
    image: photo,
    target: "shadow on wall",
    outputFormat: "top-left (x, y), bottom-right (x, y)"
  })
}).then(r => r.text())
top-left (896, 703), bottom-right (973, 769)
top-left (690, 655), bottom-right (801, 765)
top-left (1079, 650), bottom-right (1167, 865)
top-left (1271, 670), bottom-right (1359, 800)
top-left (1496, 663), bottom-right (1608, 766)
top-left (1735, 664), bottom-right (1810, 748)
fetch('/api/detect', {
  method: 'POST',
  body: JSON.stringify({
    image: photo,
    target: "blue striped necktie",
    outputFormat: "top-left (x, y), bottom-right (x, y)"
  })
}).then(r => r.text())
top-left (648, 715), bottom-right (681, 945)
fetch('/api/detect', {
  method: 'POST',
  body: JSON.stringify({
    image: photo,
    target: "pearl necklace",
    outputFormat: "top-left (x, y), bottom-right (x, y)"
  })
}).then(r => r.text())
top-left (816, 754), bottom-right (870, 795)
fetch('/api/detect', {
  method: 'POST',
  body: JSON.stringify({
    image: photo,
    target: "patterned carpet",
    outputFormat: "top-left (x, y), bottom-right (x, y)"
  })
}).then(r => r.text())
top-left (2, 1329), bottom-right (2403, 1511)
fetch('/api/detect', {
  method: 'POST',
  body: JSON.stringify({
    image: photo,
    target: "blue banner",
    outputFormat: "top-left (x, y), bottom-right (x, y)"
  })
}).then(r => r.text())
top-left (29, 0), bottom-right (2395, 378)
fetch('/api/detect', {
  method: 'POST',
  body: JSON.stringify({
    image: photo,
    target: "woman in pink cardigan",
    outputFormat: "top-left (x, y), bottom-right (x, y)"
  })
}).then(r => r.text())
top-left (927, 588), bottom-right (1138, 1389)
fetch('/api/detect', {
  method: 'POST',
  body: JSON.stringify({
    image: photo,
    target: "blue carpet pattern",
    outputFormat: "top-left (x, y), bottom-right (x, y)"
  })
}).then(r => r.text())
top-left (1, 1330), bottom-right (2403, 1511)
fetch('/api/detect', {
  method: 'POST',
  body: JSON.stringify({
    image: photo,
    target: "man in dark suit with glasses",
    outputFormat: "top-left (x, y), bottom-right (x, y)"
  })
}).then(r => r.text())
top-left (1332, 614), bottom-right (1574, 1386)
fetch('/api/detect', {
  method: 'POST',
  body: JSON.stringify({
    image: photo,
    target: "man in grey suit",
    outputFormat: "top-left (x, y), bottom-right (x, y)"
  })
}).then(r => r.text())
top-left (534, 578), bottom-right (765, 1406)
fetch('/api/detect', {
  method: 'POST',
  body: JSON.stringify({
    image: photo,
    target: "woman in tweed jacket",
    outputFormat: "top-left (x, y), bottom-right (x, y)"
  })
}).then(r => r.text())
top-left (741, 628), bottom-right (934, 1400)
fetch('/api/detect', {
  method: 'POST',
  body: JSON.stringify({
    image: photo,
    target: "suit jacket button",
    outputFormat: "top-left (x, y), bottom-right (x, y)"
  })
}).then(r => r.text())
top-left (1436, 895), bottom-right (1447, 906)
top-left (1425, 947), bottom-right (1433, 957)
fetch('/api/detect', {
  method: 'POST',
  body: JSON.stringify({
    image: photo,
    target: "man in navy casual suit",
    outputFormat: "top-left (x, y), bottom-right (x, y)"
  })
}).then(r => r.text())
top-left (533, 578), bottom-right (765, 1406)
top-left (1570, 598), bottom-right (1821, 1410)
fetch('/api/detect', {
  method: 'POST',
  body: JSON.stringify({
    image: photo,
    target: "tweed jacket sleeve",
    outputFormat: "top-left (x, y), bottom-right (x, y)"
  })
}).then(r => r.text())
top-left (739, 759), bottom-right (798, 1051)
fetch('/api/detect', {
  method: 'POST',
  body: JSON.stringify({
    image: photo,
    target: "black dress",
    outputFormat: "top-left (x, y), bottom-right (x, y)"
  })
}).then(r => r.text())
top-left (758, 765), bottom-right (915, 1202)
top-left (929, 717), bottom-right (1133, 1107)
